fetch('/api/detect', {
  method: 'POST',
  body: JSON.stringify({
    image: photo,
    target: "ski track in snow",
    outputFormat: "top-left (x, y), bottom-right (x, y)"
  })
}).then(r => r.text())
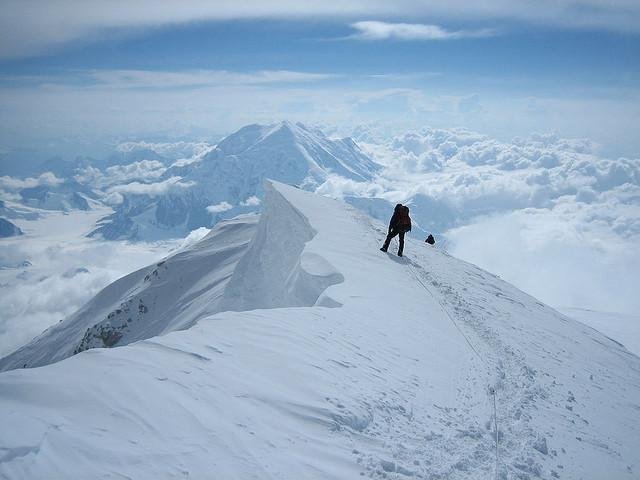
top-left (0, 182), bottom-right (639, 479)
top-left (397, 244), bottom-right (639, 479)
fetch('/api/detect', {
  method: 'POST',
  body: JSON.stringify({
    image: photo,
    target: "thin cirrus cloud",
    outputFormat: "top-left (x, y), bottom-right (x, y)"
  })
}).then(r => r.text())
top-left (1, 1), bottom-right (640, 59)
top-left (348, 21), bottom-right (496, 41)
top-left (87, 70), bottom-right (338, 89)
top-left (0, 70), bottom-right (338, 90)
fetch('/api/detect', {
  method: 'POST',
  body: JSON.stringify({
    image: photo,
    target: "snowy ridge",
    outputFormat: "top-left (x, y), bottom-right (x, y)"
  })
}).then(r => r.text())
top-left (558, 307), bottom-right (640, 357)
top-left (0, 214), bottom-right (259, 371)
top-left (0, 182), bottom-right (639, 479)
top-left (220, 182), bottom-right (344, 311)
top-left (0, 182), bottom-right (347, 371)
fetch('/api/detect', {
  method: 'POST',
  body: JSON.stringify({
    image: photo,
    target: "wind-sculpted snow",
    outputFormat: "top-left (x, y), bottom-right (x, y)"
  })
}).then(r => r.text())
top-left (0, 182), bottom-right (639, 479)
top-left (220, 182), bottom-right (343, 311)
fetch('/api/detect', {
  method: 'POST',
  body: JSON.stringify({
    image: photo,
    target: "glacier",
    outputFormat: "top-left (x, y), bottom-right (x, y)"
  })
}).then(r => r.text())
top-left (0, 181), bottom-right (639, 479)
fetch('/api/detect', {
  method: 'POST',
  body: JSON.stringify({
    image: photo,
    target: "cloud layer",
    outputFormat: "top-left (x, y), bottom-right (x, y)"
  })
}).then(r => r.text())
top-left (2, 0), bottom-right (640, 58)
top-left (0, 213), bottom-right (176, 357)
top-left (0, 172), bottom-right (64, 191)
top-left (331, 125), bottom-right (640, 313)
top-left (89, 70), bottom-right (337, 89)
top-left (3, 72), bottom-right (638, 160)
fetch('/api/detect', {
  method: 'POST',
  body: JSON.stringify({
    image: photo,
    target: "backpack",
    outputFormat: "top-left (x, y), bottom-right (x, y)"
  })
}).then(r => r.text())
top-left (396, 206), bottom-right (411, 232)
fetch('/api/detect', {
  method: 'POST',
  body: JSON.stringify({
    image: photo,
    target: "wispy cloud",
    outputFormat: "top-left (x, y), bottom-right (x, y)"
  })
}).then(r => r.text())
top-left (0, 70), bottom-right (338, 90)
top-left (240, 196), bottom-right (261, 207)
top-left (206, 201), bottom-right (234, 214)
top-left (105, 176), bottom-right (195, 204)
top-left (0, 172), bottom-right (64, 191)
top-left (88, 70), bottom-right (338, 89)
top-left (349, 21), bottom-right (496, 41)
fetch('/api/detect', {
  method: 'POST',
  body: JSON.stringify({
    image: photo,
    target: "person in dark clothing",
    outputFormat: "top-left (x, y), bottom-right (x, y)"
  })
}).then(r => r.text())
top-left (380, 204), bottom-right (412, 256)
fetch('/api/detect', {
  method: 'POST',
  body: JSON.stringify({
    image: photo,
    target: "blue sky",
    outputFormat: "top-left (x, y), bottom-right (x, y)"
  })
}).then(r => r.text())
top-left (1, 1), bottom-right (639, 156)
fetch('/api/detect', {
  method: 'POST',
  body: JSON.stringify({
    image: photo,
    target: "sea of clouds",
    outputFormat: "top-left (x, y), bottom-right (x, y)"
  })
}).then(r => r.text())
top-left (0, 231), bottom-right (177, 357)
top-left (347, 127), bottom-right (640, 314)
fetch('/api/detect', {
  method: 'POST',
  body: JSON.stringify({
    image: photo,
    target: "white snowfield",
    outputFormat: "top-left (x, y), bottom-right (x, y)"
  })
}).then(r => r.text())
top-left (1, 181), bottom-right (639, 479)
top-left (559, 308), bottom-right (640, 358)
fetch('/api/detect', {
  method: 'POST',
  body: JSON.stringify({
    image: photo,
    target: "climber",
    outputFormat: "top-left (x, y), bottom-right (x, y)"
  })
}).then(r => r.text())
top-left (380, 204), bottom-right (412, 257)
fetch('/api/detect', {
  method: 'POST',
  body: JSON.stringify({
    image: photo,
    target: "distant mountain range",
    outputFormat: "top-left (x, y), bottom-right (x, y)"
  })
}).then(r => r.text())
top-left (90, 121), bottom-right (381, 240)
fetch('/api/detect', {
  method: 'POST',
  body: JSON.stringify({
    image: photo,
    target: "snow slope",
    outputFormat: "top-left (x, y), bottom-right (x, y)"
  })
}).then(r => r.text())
top-left (0, 214), bottom-right (258, 370)
top-left (1, 181), bottom-right (639, 479)
top-left (559, 307), bottom-right (640, 357)
top-left (0, 218), bottom-right (22, 237)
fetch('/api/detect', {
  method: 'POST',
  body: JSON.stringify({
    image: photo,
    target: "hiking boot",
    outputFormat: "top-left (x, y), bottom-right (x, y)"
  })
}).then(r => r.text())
top-left (380, 247), bottom-right (387, 252)
top-left (397, 252), bottom-right (403, 257)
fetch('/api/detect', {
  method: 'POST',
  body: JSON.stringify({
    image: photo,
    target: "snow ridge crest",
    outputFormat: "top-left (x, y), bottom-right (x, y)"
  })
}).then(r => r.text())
top-left (220, 180), bottom-right (344, 311)
top-left (0, 181), bottom-right (344, 372)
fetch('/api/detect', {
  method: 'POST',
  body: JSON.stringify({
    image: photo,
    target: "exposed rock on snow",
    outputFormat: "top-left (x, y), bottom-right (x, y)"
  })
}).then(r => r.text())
top-left (0, 218), bottom-right (22, 237)
top-left (0, 181), bottom-right (638, 479)
top-left (19, 183), bottom-right (95, 212)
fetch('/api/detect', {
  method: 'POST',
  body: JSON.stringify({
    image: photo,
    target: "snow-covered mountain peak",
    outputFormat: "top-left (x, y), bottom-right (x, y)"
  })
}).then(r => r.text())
top-left (210, 120), bottom-right (379, 181)
top-left (1, 181), bottom-right (638, 479)
top-left (215, 121), bottom-right (316, 156)
top-left (90, 122), bottom-right (380, 240)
